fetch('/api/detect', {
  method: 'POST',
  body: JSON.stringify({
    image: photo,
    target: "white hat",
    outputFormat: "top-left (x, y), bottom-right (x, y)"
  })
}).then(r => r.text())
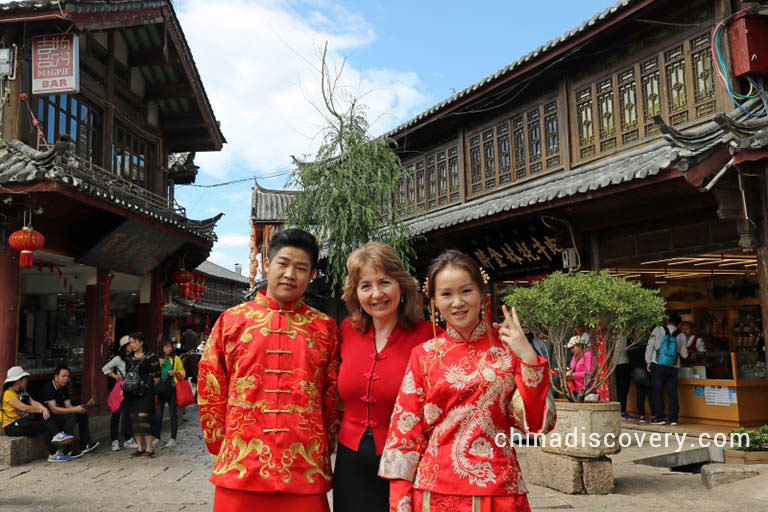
top-left (566, 336), bottom-right (583, 349)
top-left (4, 366), bottom-right (30, 384)
top-left (118, 335), bottom-right (130, 348)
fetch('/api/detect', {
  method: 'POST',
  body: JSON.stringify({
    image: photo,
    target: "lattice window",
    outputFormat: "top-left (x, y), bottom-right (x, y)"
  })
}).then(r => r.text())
top-left (574, 30), bottom-right (717, 162)
top-left (469, 135), bottom-right (482, 194)
top-left (664, 45), bottom-right (689, 125)
top-left (467, 99), bottom-right (561, 196)
top-left (426, 155), bottom-right (436, 209)
top-left (399, 145), bottom-right (460, 217)
top-left (448, 147), bottom-right (459, 202)
top-left (497, 123), bottom-right (511, 184)
top-left (618, 68), bottom-right (639, 145)
top-left (113, 124), bottom-right (152, 188)
top-left (690, 33), bottom-right (715, 118)
top-left (576, 87), bottom-right (595, 159)
top-left (36, 94), bottom-right (100, 162)
top-left (544, 101), bottom-right (560, 168)
top-left (641, 57), bottom-right (662, 136)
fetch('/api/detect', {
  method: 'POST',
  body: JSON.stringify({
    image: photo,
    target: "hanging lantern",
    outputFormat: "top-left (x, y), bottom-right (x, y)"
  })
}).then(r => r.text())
top-left (171, 268), bottom-right (194, 286)
top-left (8, 227), bottom-right (45, 267)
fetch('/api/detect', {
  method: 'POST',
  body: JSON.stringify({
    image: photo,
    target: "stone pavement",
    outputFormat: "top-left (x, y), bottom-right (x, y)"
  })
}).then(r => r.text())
top-left (1, 414), bottom-right (766, 512)
top-left (0, 408), bottom-right (214, 512)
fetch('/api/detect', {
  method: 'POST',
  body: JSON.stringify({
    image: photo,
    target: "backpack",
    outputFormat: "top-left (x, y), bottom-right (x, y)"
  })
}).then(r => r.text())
top-left (656, 327), bottom-right (679, 367)
top-left (122, 356), bottom-right (149, 397)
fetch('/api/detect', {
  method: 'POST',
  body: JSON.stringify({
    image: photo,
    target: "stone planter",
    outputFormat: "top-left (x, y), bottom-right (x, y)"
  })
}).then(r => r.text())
top-left (723, 449), bottom-right (768, 465)
top-left (540, 400), bottom-right (621, 458)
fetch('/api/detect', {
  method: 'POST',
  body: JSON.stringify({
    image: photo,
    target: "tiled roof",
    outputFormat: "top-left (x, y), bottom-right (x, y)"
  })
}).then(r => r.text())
top-left (406, 103), bottom-right (762, 237)
top-left (251, 180), bottom-right (298, 223)
top-left (384, 0), bottom-right (641, 139)
top-left (195, 260), bottom-right (250, 285)
top-left (0, 136), bottom-right (221, 241)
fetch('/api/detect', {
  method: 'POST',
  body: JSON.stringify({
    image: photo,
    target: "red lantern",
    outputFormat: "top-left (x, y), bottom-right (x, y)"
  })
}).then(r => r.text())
top-left (8, 227), bottom-right (45, 267)
top-left (172, 268), bottom-right (194, 286)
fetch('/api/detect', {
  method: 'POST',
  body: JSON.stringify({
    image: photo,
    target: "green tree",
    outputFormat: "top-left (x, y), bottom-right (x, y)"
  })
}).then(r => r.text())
top-left (286, 43), bottom-right (414, 294)
top-left (505, 271), bottom-right (666, 402)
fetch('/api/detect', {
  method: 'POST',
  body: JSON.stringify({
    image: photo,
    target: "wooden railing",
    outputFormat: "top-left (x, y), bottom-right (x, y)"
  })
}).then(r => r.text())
top-left (64, 151), bottom-right (186, 218)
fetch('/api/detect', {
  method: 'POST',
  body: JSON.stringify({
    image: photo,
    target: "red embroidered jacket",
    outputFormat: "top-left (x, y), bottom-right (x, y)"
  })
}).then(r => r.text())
top-left (378, 320), bottom-right (556, 508)
top-left (198, 290), bottom-right (341, 494)
top-left (338, 318), bottom-right (439, 455)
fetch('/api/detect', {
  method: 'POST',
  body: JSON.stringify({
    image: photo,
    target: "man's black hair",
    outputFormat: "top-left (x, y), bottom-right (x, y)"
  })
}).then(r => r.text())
top-left (267, 229), bottom-right (319, 269)
top-left (668, 313), bottom-right (682, 326)
top-left (54, 363), bottom-right (70, 376)
top-left (129, 331), bottom-right (145, 343)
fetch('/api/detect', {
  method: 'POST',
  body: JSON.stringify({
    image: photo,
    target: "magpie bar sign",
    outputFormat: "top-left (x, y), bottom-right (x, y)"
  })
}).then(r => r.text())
top-left (32, 34), bottom-right (80, 95)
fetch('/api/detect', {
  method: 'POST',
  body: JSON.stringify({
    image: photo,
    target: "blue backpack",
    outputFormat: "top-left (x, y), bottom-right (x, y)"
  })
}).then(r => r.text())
top-left (656, 327), bottom-right (679, 367)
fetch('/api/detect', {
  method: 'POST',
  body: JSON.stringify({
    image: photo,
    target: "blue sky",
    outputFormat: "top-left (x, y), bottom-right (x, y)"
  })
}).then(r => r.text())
top-left (172, 0), bottom-right (618, 274)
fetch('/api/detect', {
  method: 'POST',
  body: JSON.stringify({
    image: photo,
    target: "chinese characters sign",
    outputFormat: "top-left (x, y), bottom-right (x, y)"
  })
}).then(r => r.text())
top-left (76, 219), bottom-right (185, 275)
top-left (32, 34), bottom-right (79, 95)
top-left (467, 221), bottom-right (562, 278)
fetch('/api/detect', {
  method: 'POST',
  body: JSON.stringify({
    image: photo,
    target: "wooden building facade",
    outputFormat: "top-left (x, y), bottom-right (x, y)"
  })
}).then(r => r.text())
top-left (384, 0), bottom-right (768, 426)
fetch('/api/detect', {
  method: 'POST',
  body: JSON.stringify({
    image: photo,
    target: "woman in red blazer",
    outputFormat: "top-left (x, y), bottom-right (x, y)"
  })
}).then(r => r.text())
top-left (334, 242), bottom-right (439, 512)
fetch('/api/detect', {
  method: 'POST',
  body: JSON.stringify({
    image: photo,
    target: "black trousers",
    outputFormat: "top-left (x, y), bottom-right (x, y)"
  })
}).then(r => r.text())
top-left (635, 379), bottom-right (651, 417)
top-left (651, 363), bottom-right (679, 422)
top-left (110, 401), bottom-right (133, 442)
top-left (4, 416), bottom-right (60, 454)
top-left (154, 387), bottom-right (178, 440)
top-left (51, 412), bottom-right (92, 451)
top-left (333, 432), bottom-right (389, 512)
top-left (615, 363), bottom-right (631, 413)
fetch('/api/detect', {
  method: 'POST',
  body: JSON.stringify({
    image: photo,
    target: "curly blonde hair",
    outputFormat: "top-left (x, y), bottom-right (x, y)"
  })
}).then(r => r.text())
top-left (343, 242), bottom-right (420, 333)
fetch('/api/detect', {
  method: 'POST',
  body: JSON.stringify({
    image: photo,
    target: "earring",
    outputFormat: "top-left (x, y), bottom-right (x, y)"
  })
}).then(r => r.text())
top-left (400, 295), bottom-right (405, 304)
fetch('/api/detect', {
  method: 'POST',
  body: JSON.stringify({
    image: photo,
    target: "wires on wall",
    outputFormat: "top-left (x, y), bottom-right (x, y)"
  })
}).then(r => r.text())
top-left (711, 3), bottom-right (768, 117)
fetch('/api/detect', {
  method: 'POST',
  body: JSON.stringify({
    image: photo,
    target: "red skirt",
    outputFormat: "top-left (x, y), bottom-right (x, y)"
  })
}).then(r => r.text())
top-left (213, 487), bottom-right (330, 512)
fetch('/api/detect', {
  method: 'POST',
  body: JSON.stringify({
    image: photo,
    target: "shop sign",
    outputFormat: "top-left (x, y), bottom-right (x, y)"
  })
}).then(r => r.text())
top-left (32, 34), bottom-right (79, 95)
top-left (466, 221), bottom-right (562, 278)
top-left (76, 219), bottom-right (185, 275)
top-left (702, 385), bottom-right (736, 406)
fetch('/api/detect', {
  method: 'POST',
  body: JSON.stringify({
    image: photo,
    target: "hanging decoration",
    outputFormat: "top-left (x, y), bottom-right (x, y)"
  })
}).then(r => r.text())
top-left (8, 210), bottom-right (45, 267)
top-left (104, 272), bottom-right (114, 346)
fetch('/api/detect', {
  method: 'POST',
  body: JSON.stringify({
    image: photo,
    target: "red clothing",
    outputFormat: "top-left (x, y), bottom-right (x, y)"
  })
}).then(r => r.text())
top-left (378, 320), bottom-right (556, 510)
top-left (338, 318), bottom-right (438, 455)
top-left (198, 290), bottom-right (341, 494)
top-left (213, 487), bottom-right (330, 512)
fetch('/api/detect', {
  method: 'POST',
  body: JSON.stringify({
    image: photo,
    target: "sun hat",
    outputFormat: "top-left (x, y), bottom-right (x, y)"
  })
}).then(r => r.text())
top-left (118, 335), bottom-right (130, 348)
top-left (4, 366), bottom-right (31, 384)
top-left (566, 336), bottom-right (583, 349)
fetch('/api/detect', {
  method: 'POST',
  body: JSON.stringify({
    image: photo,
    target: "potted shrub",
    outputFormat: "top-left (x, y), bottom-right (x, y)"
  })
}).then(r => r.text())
top-left (505, 271), bottom-right (665, 458)
top-left (724, 426), bottom-right (768, 464)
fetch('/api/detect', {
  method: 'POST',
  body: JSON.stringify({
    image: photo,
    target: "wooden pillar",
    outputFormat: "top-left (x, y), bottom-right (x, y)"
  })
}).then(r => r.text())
top-left (757, 169), bottom-right (768, 366)
top-left (82, 269), bottom-right (108, 413)
top-left (0, 248), bottom-right (21, 384)
top-left (137, 270), bottom-right (162, 353)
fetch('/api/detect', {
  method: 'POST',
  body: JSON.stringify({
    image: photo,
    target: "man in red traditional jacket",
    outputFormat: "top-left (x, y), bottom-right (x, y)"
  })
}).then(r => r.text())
top-left (198, 229), bottom-right (341, 511)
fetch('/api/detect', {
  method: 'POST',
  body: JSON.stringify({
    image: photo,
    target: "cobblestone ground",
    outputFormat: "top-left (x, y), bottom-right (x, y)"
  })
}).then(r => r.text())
top-left (0, 408), bottom-right (214, 512)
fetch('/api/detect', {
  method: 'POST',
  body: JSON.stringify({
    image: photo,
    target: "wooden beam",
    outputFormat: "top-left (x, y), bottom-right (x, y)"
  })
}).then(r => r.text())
top-left (70, 10), bottom-right (164, 31)
top-left (130, 50), bottom-right (181, 67)
top-left (163, 115), bottom-right (206, 131)
top-left (166, 136), bottom-right (218, 152)
top-left (146, 83), bottom-right (195, 99)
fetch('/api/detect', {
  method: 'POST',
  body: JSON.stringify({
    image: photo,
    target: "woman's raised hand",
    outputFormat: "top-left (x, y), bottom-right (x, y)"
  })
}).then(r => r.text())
top-left (495, 305), bottom-right (537, 364)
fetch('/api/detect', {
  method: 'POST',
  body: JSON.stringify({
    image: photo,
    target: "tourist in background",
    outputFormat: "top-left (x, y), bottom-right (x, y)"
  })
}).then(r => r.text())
top-left (123, 332), bottom-right (161, 457)
top-left (154, 339), bottom-right (185, 448)
top-left (102, 335), bottom-right (136, 451)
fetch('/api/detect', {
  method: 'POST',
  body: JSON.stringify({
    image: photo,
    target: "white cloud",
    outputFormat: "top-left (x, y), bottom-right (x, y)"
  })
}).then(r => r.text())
top-left (217, 233), bottom-right (251, 248)
top-left (207, 250), bottom-right (240, 269)
top-left (176, 0), bottom-right (431, 180)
